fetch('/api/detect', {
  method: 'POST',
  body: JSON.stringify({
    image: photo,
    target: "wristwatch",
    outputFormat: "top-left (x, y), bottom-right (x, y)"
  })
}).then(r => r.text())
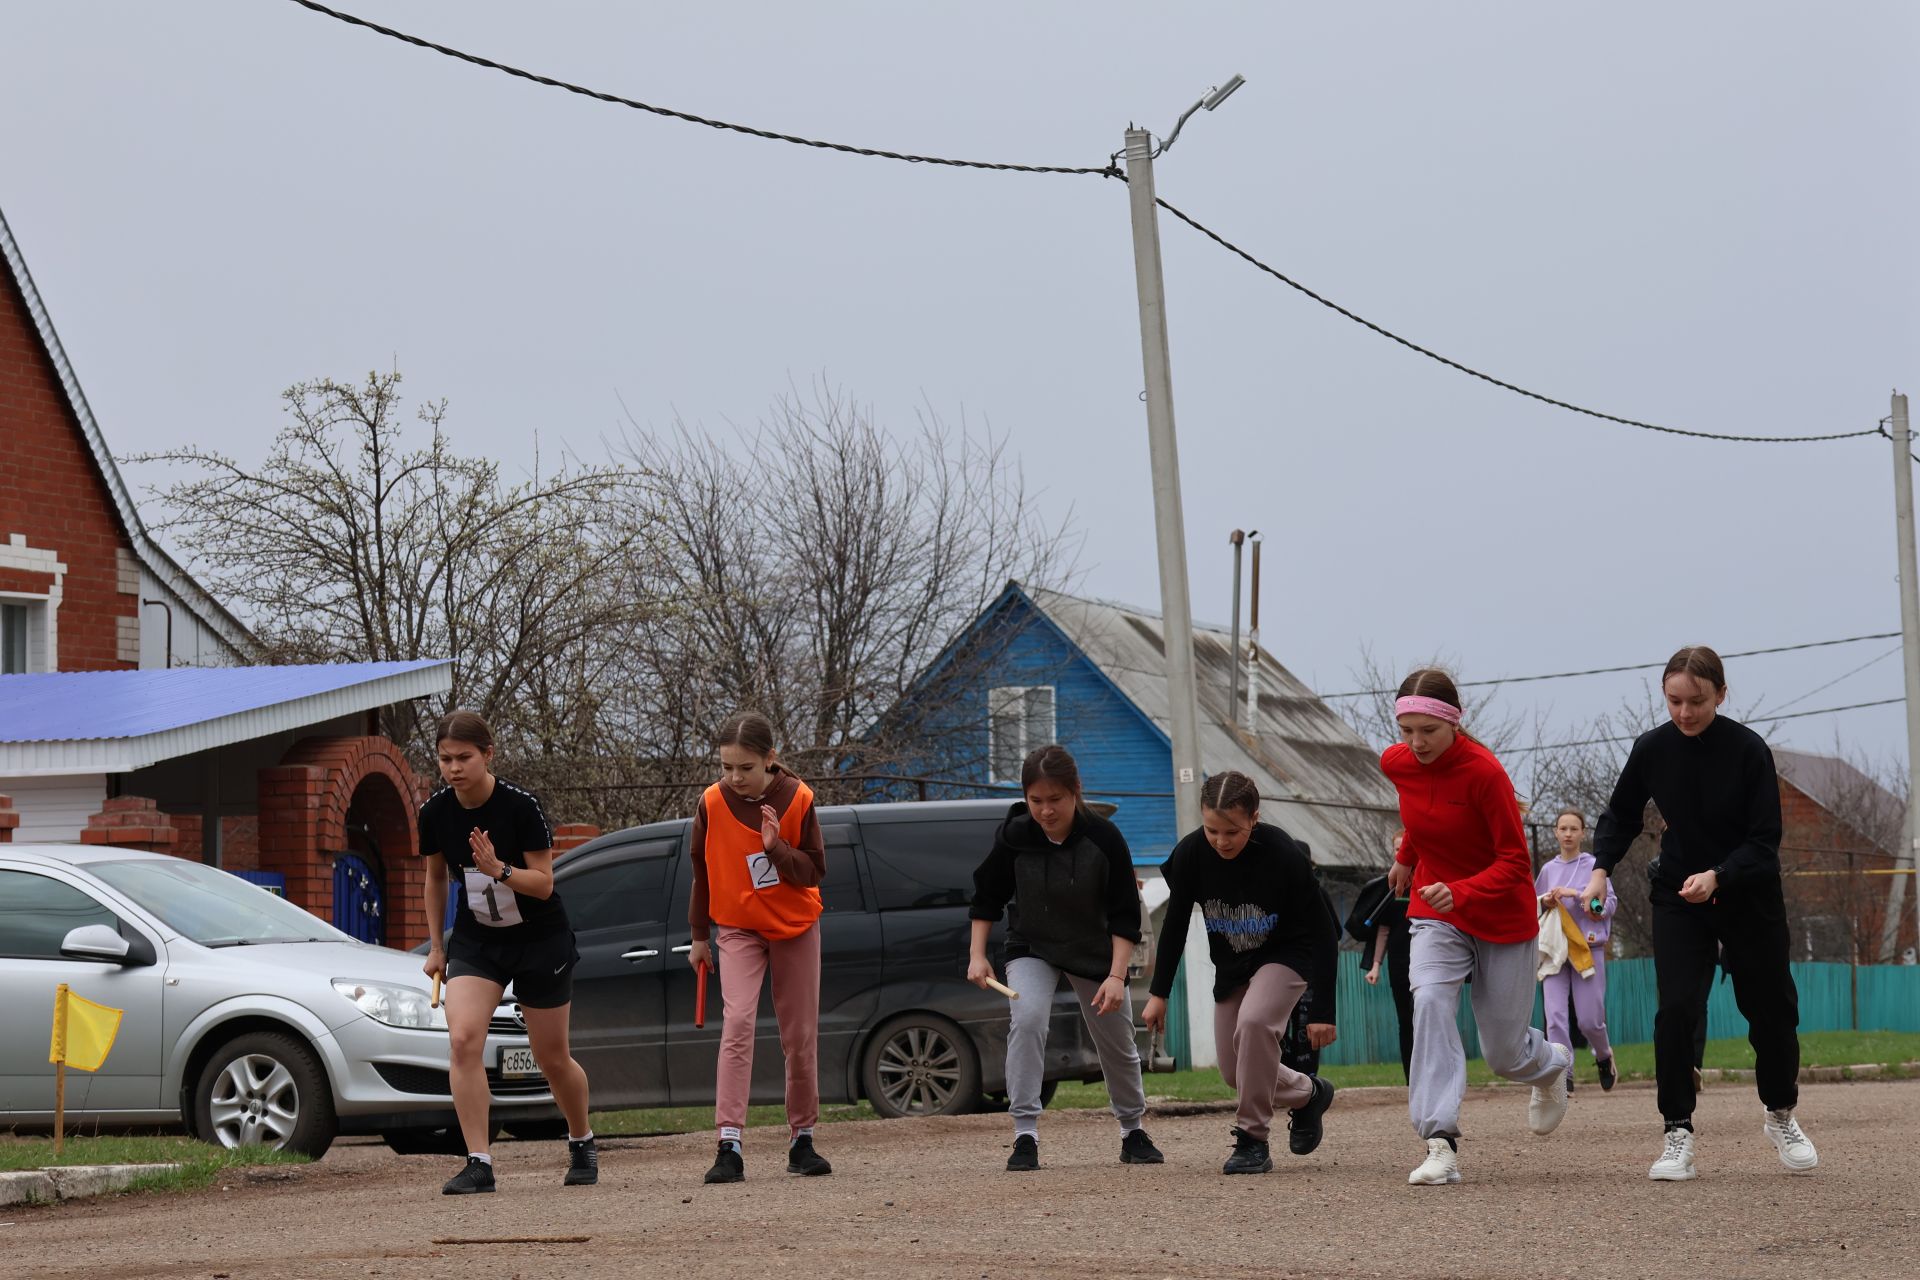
top-left (497, 865), bottom-right (514, 884)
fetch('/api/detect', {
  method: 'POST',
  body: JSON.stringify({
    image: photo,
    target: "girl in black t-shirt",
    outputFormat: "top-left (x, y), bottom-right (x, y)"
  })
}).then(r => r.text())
top-left (1142, 771), bottom-right (1337, 1175)
top-left (418, 711), bottom-right (596, 1195)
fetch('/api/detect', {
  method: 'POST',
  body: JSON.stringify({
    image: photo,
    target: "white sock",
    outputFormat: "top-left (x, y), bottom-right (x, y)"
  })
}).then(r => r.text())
top-left (569, 1130), bottom-right (593, 1143)
top-left (468, 1152), bottom-right (492, 1165)
top-left (793, 1127), bottom-right (814, 1142)
top-left (720, 1125), bottom-right (742, 1143)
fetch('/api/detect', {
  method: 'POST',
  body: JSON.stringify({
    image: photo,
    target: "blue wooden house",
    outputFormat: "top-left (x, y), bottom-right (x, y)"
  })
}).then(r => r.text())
top-left (875, 581), bottom-right (1399, 1067)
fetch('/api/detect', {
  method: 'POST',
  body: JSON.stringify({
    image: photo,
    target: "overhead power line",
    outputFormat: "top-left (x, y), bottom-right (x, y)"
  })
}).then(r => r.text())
top-left (1150, 196), bottom-right (1883, 447)
top-left (1504, 696), bottom-right (1906, 756)
top-left (1320, 630), bottom-right (1902, 700)
top-left (284, 0), bottom-right (1119, 177)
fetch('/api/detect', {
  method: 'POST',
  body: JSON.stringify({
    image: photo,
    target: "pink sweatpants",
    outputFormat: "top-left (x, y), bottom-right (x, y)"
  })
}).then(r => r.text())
top-left (1213, 962), bottom-right (1317, 1142)
top-left (714, 922), bottom-right (821, 1137)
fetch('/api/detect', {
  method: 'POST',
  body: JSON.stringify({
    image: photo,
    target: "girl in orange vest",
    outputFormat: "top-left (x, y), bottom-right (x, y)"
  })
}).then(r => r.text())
top-left (685, 712), bottom-right (830, 1184)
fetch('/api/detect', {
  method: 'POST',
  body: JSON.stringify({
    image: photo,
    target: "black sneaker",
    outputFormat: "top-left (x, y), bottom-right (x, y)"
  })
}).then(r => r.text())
top-left (441, 1156), bottom-right (495, 1195)
top-left (1222, 1127), bottom-right (1272, 1175)
top-left (1119, 1127), bottom-right (1165, 1164)
top-left (786, 1135), bottom-right (832, 1176)
top-left (1287, 1076), bottom-right (1335, 1156)
top-left (564, 1136), bottom-right (598, 1186)
top-left (1597, 1056), bottom-right (1617, 1092)
top-left (703, 1142), bottom-right (744, 1184)
top-left (1005, 1134), bottom-right (1039, 1172)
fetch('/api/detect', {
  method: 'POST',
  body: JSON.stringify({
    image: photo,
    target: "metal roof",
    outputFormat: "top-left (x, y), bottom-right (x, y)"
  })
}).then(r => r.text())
top-left (1021, 585), bottom-right (1399, 869)
top-left (0, 661), bottom-right (451, 776)
top-left (0, 202), bottom-right (253, 658)
top-left (1772, 746), bottom-right (1901, 852)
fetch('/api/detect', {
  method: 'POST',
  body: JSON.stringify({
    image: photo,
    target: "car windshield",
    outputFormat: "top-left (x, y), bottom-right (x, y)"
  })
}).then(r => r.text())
top-left (90, 859), bottom-right (354, 947)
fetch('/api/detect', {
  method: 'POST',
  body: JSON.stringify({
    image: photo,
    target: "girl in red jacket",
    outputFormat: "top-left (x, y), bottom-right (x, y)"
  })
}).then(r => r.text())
top-left (1381, 669), bottom-right (1573, 1186)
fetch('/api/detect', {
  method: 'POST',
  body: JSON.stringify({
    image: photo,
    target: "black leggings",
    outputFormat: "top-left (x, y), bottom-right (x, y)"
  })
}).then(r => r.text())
top-left (1651, 877), bottom-right (1799, 1122)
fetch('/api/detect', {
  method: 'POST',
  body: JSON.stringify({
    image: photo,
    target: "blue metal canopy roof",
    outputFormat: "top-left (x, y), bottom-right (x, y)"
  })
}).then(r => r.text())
top-left (0, 661), bottom-right (452, 776)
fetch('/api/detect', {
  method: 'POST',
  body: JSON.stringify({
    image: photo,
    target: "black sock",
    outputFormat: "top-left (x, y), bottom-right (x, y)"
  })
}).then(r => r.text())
top-left (1441, 1135), bottom-right (1458, 1152)
top-left (1665, 1119), bottom-right (1693, 1133)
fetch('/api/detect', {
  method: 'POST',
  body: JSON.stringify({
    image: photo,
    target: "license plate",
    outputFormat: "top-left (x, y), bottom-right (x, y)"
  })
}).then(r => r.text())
top-left (497, 1046), bottom-right (539, 1078)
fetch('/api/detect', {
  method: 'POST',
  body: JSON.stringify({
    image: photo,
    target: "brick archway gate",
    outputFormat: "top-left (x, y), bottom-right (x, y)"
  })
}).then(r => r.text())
top-left (258, 736), bottom-right (430, 950)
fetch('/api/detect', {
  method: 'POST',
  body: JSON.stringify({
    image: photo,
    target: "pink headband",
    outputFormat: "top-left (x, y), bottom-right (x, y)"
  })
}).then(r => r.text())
top-left (1395, 695), bottom-right (1462, 725)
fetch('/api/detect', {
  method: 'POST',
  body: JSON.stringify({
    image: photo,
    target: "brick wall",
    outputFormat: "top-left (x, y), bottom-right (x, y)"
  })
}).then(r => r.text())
top-left (0, 267), bottom-right (140, 671)
top-left (79, 795), bottom-right (179, 852)
top-left (0, 793), bottom-right (17, 843)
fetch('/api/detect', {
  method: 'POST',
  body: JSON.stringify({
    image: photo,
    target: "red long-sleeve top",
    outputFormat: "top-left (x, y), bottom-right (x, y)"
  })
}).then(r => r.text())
top-left (1381, 735), bottom-right (1537, 944)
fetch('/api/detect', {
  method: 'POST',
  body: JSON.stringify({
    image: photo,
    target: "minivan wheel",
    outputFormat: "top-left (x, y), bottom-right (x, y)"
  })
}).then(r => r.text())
top-left (861, 1013), bottom-right (981, 1119)
top-left (192, 1031), bottom-right (336, 1159)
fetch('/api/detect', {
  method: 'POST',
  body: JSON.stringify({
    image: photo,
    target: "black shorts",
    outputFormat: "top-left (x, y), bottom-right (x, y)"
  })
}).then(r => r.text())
top-left (446, 929), bottom-right (579, 1008)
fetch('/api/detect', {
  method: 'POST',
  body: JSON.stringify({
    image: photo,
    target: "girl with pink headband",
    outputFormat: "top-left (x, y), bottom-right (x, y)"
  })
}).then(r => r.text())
top-left (1380, 668), bottom-right (1573, 1186)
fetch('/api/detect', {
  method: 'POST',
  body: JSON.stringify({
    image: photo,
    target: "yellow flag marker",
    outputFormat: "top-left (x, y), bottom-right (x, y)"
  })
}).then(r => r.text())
top-left (49, 984), bottom-right (123, 1154)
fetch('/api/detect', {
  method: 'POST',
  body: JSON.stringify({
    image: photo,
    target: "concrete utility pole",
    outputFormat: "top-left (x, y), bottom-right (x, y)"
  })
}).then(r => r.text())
top-left (1124, 126), bottom-right (1206, 841)
top-left (1885, 391), bottom-right (1920, 962)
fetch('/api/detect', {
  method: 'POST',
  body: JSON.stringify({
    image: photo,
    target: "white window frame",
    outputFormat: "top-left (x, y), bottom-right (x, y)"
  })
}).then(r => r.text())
top-left (988, 685), bottom-right (1056, 784)
top-left (0, 535), bottom-right (63, 672)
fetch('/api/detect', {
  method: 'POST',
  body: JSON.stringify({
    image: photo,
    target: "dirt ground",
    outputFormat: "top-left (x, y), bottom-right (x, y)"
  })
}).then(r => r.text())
top-left (8, 1078), bottom-right (1917, 1280)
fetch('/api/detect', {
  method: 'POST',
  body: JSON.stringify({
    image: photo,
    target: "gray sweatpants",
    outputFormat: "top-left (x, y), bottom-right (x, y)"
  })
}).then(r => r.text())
top-left (1006, 955), bottom-right (1146, 1137)
top-left (1407, 919), bottom-right (1562, 1139)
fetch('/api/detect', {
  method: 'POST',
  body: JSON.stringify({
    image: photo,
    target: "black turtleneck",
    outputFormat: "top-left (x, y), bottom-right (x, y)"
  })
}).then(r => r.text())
top-left (1592, 715), bottom-right (1782, 891)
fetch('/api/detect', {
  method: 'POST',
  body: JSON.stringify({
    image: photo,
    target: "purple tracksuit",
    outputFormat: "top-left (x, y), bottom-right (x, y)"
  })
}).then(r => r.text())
top-left (1536, 852), bottom-right (1615, 1062)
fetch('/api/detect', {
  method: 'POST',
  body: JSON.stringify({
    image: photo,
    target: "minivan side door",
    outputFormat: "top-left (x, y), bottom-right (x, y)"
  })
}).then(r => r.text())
top-left (0, 866), bottom-right (165, 1115)
top-left (557, 838), bottom-right (677, 1109)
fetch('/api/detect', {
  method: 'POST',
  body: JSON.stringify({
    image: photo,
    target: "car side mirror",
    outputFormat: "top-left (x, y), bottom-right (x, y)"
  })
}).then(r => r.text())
top-left (61, 923), bottom-right (153, 967)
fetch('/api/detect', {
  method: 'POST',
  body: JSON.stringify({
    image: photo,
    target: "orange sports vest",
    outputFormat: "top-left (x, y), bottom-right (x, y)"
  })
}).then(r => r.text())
top-left (701, 780), bottom-right (823, 940)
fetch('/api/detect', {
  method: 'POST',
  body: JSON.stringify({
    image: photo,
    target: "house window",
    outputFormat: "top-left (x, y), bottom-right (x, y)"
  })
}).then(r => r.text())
top-left (1, 603), bottom-right (28, 674)
top-left (989, 685), bottom-right (1055, 783)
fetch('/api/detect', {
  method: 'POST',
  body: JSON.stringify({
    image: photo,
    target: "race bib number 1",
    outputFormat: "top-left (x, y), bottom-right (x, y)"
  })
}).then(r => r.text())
top-left (745, 851), bottom-right (781, 891)
top-left (464, 868), bottom-right (524, 927)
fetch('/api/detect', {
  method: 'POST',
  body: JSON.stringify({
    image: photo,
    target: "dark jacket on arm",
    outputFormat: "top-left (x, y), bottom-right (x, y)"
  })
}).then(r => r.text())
top-left (969, 803), bottom-right (1142, 984)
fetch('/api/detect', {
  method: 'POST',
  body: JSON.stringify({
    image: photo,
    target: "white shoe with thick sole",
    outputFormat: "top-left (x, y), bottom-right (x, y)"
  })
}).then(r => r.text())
top-left (1529, 1045), bottom-right (1573, 1136)
top-left (1649, 1127), bottom-right (1698, 1181)
top-left (1408, 1137), bottom-right (1460, 1186)
top-left (1763, 1108), bottom-right (1818, 1172)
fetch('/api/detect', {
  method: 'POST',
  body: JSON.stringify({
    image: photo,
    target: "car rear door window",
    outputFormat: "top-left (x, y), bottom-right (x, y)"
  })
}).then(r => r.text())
top-left (818, 826), bottom-right (863, 913)
top-left (561, 842), bottom-right (675, 932)
top-left (859, 818), bottom-right (1001, 911)
top-left (0, 870), bottom-right (121, 959)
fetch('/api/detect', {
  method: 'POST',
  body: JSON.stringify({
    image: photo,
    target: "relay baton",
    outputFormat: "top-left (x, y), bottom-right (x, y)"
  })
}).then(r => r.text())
top-left (984, 976), bottom-right (1019, 1000)
top-left (695, 960), bottom-right (710, 1028)
top-left (430, 973), bottom-right (442, 1009)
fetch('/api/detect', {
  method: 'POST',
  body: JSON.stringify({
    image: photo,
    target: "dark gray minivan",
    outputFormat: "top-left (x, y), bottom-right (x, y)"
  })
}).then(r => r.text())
top-left (553, 798), bottom-right (1130, 1118)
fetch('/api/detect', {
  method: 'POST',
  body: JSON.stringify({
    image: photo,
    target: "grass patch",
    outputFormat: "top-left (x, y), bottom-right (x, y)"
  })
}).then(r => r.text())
top-left (0, 1133), bottom-right (308, 1194)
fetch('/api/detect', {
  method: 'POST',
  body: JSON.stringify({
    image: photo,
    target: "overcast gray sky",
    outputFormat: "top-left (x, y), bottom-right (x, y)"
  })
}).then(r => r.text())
top-left (6, 1), bottom-right (1917, 781)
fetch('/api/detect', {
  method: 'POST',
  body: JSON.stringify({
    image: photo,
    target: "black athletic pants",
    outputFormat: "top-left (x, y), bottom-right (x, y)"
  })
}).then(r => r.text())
top-left (1651, 876), bottom-right (1799, 1122)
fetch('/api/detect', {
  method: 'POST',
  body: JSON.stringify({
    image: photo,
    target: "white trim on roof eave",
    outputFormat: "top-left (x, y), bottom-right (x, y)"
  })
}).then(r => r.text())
top-left (0, 662), bottom-right (451, 776)
top-left (0, 205), bottom-right (254, 657)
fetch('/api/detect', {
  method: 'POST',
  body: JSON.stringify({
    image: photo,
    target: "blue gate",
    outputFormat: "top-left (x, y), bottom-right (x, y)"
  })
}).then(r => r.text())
top-left (332, 853), bottom-right (385, 944)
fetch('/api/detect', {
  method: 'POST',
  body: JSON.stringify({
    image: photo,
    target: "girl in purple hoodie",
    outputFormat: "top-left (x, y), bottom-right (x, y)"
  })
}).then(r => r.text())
top-left (1536, 809), bottom-right (1617, 1090)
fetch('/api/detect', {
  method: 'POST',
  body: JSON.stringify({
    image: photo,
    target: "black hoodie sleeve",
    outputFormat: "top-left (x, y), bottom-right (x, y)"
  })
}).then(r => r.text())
top-left (1086, 814), bottom-right (1143, 943)
top-left (969, 834), bottom-right (1017, 923)
top-left (1148, 837), bottom-right (1196, 1000)
top-left (1303, 883), bottom-right (1339, 1025)
top-left (1715, 732), bottom-right (1783, 889)
top-left (1592, 731), bottom-right (1653, 874)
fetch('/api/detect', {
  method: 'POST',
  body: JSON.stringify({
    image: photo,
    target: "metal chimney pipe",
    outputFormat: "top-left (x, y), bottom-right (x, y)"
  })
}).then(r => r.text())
top-left (1244, 534), bottom-right (1262, 733)
top-left (1228, 530), bottom-right (1246, 725)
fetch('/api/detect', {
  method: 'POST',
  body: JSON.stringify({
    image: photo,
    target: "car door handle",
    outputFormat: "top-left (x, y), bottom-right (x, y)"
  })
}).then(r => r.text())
top-left (670, 944), bottom-right (693, 954)
top-left (621, 948), bottom-right (659, 961)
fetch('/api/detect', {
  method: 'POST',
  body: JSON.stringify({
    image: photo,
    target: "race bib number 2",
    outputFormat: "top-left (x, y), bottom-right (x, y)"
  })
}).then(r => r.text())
top-left (464, 868), bottom-right (524, 927)
top-left (745, 851), bottom-right (781, 891)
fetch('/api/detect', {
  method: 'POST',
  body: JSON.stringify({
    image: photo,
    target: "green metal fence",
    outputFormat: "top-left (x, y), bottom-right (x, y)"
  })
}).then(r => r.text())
top-left (1305, 954), bottom-right (1920, 1068)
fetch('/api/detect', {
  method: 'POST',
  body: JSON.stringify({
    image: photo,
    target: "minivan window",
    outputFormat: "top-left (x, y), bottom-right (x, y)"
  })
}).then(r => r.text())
top-left (819, 830), bottom-right (863, 913)
top-left (860, 818), bottom-right (1001, 911)
top-left (563, 842), bottom-right (675, 932)
top-left (91, 859), bottom-right (353, 946)
top-left (0, 870), bottom-right (121, 959)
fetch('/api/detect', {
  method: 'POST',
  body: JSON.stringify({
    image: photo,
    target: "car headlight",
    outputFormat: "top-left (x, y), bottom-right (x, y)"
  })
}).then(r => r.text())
top-left (332, 979), bottom-right (448, 1030)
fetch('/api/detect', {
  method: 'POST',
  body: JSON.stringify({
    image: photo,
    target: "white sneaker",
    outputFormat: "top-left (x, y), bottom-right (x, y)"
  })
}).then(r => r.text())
top-left (1649, 1127), bottom-right (1698, 1181)
top-left (1763, 1108), bottom-right (1818, 1172)
top-left (1408, 1137), bottom-right (1460, 1185)
top-left (1529, 1045), bottom-right (1573, 1136)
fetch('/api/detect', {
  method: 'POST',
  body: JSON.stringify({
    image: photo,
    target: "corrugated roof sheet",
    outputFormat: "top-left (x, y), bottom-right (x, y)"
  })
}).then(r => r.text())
top-left (0, 661), bottom-right (452, 776)
top-left (1022, 586), bottom-right (1399, 869)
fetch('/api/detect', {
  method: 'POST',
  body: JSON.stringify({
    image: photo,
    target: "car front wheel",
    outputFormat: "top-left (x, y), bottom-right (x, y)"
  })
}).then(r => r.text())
top-left (861, 1013), bottom-right (981, 1119)
top-left (192, 1031), bottom-right (336, 1159)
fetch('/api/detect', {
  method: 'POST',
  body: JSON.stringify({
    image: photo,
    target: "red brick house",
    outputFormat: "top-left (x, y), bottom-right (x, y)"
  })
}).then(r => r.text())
top-left (1774, 747), bottom-right (1916, 964)
top-left (0, 203), bottom-right (474, 948)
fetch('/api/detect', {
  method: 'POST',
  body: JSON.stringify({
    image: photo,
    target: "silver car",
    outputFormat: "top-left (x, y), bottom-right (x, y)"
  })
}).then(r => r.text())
top-left (0, 844), bottom-right (553, 1158)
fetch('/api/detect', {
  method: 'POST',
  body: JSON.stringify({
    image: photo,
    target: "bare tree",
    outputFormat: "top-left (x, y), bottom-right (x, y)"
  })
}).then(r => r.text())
top-left (1332, 644), bottom-right (1529, 756)
top-left (130, 370), bottom-right (656, 796)
top-left (614, 384), bottom-right (1081, 810)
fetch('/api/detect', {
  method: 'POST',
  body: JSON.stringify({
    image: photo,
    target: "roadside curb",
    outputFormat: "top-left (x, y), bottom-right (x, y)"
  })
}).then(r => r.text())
top-left (0, 1164), bottom-right (181, 1207)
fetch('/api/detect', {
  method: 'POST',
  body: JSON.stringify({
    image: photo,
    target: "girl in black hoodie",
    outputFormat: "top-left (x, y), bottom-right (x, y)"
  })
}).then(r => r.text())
top-left (969, 744), bottom-right (1161, 1172)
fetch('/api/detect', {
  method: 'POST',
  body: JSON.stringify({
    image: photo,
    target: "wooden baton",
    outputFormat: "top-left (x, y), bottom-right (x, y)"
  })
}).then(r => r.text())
top-left (984, 976), bottom-right (1018, 1000)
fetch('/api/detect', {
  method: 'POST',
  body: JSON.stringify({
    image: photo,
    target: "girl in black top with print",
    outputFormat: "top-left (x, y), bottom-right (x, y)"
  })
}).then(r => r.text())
top-left (1583, 646), bottom-right (1817, 1183)
top-left (418, 711), bottom-right (596, 1195)
top-left (1142, 772), bottom-right (1337, 1175)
